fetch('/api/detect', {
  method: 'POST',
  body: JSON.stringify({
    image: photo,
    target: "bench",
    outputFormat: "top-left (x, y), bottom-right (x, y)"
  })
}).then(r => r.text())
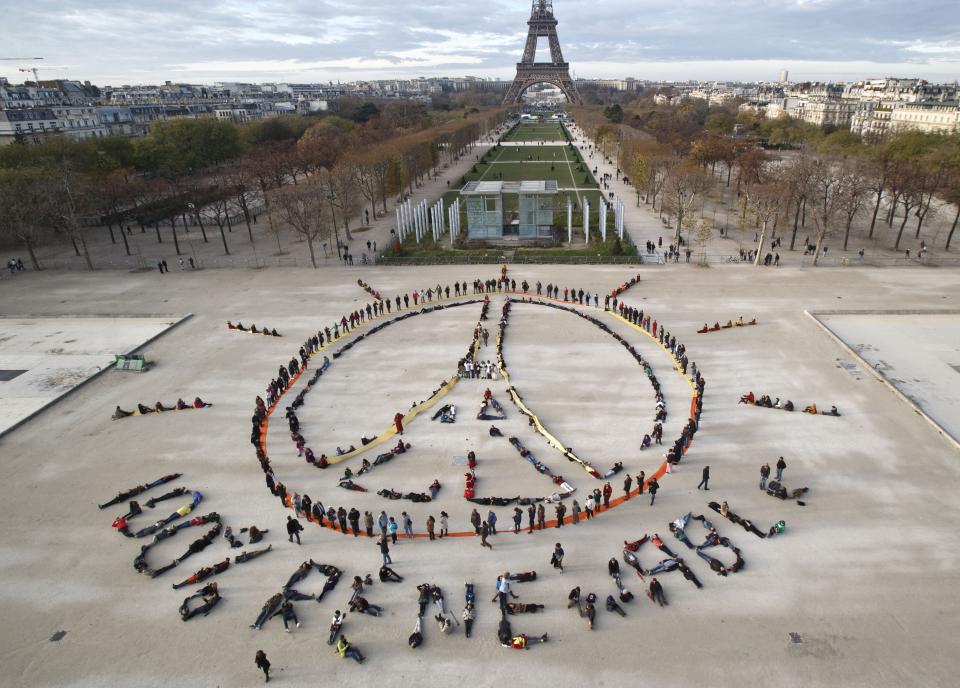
top-left (114, 354), bottom-right (148, 372)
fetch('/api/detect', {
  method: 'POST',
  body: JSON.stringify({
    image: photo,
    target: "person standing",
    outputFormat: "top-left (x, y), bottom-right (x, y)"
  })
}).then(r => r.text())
top-left (637, 470), bottom-right (645, 495)
top-left (426, 515), bottom-right (436, 540)
top-left (697, 466), bottom-right (710, 491)
top-left (551, 543), bottom-right (565, 573)
top-left (760, 463), bottom-right (771, 490)
top-left (527, 504), bottom-right (536, 533)
top-left (393, 412), bottom-right (405, 435)
top-left (470, 509), bottom-right (482, 535)
top-left (286, 515), bottom-right (303, 545)
top-left (364, 510), bottom-right (374, 537)
top-left (379, 536), bottom-right (392, 565)
top-left (487, 510), bottom-right (498, 535)
top-left (623, 474), bottom-right (633, 499)
top-left (402, 512), bottom-right (413, 538)
top-left (255, 650), bottom-right (271, 683)
top-left (378, 510), bottom-right (388, 538)
top-left (480, 521), bottom-right (493, 549)
top-left (602, 482), bottom-right (612, 510)
top-left (388, 517), bottom-right (398, 544)
top-left (512, 507), bottom-right (522, 534)
top-left (439, 511), bottom-right (449, 538)
top-left (776, 456), bottom-right (787, 482)
top-left (648, 478), bottom-right (659, 506)
top-left (536, 503), bottom-right (546, 530)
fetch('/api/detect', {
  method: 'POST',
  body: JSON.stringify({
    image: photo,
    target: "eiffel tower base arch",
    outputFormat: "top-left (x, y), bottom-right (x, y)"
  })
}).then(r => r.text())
top-left (503, 66), bottom-right (581, 105)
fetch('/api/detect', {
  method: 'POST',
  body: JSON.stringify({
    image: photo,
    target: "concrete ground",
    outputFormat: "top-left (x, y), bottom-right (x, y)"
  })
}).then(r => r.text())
top-left (0, 316), bottom-right (182, 435)
top-left (816, 312), bottom-right (960, 445)
top-left (0, 264), bottom-right (959, 688)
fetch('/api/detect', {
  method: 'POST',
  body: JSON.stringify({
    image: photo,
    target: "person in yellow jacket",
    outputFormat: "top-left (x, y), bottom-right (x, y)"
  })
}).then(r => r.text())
top-left (336, 636), bottom-right (365, 663)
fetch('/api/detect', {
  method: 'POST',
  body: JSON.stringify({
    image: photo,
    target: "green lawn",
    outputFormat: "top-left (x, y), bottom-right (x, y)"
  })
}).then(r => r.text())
top-left (501, 121), bottom-right (569, 142)
top-left (460, 145), bottom-right (597, 190)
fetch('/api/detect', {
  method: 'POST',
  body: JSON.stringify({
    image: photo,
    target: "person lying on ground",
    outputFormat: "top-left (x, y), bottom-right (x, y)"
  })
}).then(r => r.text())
top-left (179, 582), bottom-right (220, 621)
top-left (285, 560), bottom-right (315, 589)
top-left (508, 633), bottom-right (549, 649)
top-left (509, 571), bottom-right (537, 582)
top-left (435, 613), bottom-right (454, 633)
top-left (193, 397), bottom-right (212, 408)
top-left (803, 404), bottom-right (818, 414)
top-left (137, 403), bottom-right (155, 415)
top-left (235, 544), bottom-right (272, 564)
top-left (651, 533), bottom-right (677, 557)
top-left (250, 592), bottom-right (284, 629)
top-left (739, 392), bottom-right (755, 405)
top-left (176, 398), bottom-right (189, 410)
top-left (336, 636), bottom-right (365, 663)
top-left (624, 535), bottom-right (649, 552)
top-left (507, 602), bottom-right (545, 614)
top-left (648, 558), bottom-right (680, 575)
top-left (605, 595), bottom-right (627, 617)
top-left (379, 565), bottom-right (403, 583)
top-left (604, 462), bottom-right (624, 478)
top-left (173, 558), bottom-right (230, 589)
top-left (408, 618), bottom-right (423, 648)
top-left (349, 596), bottom-right (383, 616)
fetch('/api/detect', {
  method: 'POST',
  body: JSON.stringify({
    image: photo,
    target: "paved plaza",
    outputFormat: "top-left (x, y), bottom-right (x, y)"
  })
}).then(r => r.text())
top-left (0, 316), bottom-right (184, 436)
top-left (0, 264), bottom-right (958, 687)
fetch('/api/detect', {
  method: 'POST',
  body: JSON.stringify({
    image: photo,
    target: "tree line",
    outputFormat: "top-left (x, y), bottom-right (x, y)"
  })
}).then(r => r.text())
top-left (0, 101), bottom-right (507, 269)
top-left (575, 100), bottom-right (960, 262)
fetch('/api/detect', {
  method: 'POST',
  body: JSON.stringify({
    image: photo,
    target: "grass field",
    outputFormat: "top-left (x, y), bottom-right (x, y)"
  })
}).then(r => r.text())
top-left (461, 145), bottom-right (598, 190)
top-left (501, 121), bottom-right (569, 142)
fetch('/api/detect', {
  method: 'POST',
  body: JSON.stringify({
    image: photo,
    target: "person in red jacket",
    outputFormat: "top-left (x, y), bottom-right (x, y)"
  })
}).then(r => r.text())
top-left (394, 412), bottom-right (404, 434)
top-left (602, 482), bottom-right (613, 509)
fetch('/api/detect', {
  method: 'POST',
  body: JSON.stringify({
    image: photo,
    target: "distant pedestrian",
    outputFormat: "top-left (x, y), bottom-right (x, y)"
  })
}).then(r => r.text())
top-left (286, 515), bottom-right (303, 545)
top-left (776, 457), bottom-right (786, 482)
top-left (760, 463), bottom-right (770, 490)
top-left (648, 478), bottom-right (659, 506)
top-left (439, 511), bottom-right (449, 538)
top-left (402, 512), bottom-right (413, 538)
top-left (487, 510), bottom-right (497, 535)
top-left (255, 650), bottom-right (271, 683)
top-left (379, 536), bottom-right (392, 565)
top-left (162, 260), bottom-right (168, 272)
top-left (697, 466), bottom-right (710, 491)
top-left (551, 542), bottom-right (564, 573)
top-left (388, 517), bottom-right (398, 544)
top-left (470, 508), bottom-right (481, 535)
top-left (602, 482), bottom-right (612, 509)
top-left (480, 521), bottom-right (493, 549)
top-left (157, 261), bottom-right (164, 274)
top-left (623, 474), bottom-right (632, 499)
top-left (427, 515), bottom-right (436, 540)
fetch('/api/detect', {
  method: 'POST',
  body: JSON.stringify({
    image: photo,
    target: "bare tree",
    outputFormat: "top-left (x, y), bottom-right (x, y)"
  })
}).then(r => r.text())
top-left (744, 180), bottom-right (783, 266)
top-left (0, 169), bottom-right (53, 270)
top-left (836, 162), bottom-right (870, 251)
top-left (808, 159), bottom-right (844, 265)
top-left (663, 162), bottom-right (712, 244)
top-left (272, 181), bottom-right (329, 268)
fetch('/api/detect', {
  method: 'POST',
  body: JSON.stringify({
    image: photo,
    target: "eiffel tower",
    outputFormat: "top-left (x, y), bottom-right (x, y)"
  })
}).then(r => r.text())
top-left (503, 0), bottom-right (581, 105)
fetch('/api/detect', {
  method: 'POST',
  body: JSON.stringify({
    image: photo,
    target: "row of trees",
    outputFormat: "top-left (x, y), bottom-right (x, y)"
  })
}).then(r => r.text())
top-left (602, 104), bottom-right (960, 258)
top-left (0, 103), bottom-right (508, 269)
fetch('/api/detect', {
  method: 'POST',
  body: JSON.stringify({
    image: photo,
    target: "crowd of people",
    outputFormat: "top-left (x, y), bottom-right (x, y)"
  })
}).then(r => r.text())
top-left (112, 398), bottom-right (212, 419)
top-left (739, 392), bottom-right (839, 416)
top-left (227, 322), bottom-right (281, 337)
top-left (698, 317), bottom-right (758, 333)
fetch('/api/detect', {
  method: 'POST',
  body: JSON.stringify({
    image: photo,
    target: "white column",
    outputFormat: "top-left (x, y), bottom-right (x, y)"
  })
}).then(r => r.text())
top-left (584, 198), bottom-right (590, 243)
top-left (396, 207), bottom-right (403, 240)
top-left (567, 198), bottom-right (572, 243)
top-left (600, 200), bottom-right (607, 242)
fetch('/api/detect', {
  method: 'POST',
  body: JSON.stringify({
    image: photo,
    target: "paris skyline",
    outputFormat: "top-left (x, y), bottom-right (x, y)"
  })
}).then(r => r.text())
top-left (3, 0), bottom-right (959, 84)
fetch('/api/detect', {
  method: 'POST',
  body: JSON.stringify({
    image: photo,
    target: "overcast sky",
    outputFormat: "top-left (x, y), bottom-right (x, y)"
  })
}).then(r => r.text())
top-left (2, 0), bottom-right (959, 85)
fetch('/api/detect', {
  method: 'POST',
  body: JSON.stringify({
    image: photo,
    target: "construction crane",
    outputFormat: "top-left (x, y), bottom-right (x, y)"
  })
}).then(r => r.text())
top-left (19, 66), bottom-right (67, 86)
